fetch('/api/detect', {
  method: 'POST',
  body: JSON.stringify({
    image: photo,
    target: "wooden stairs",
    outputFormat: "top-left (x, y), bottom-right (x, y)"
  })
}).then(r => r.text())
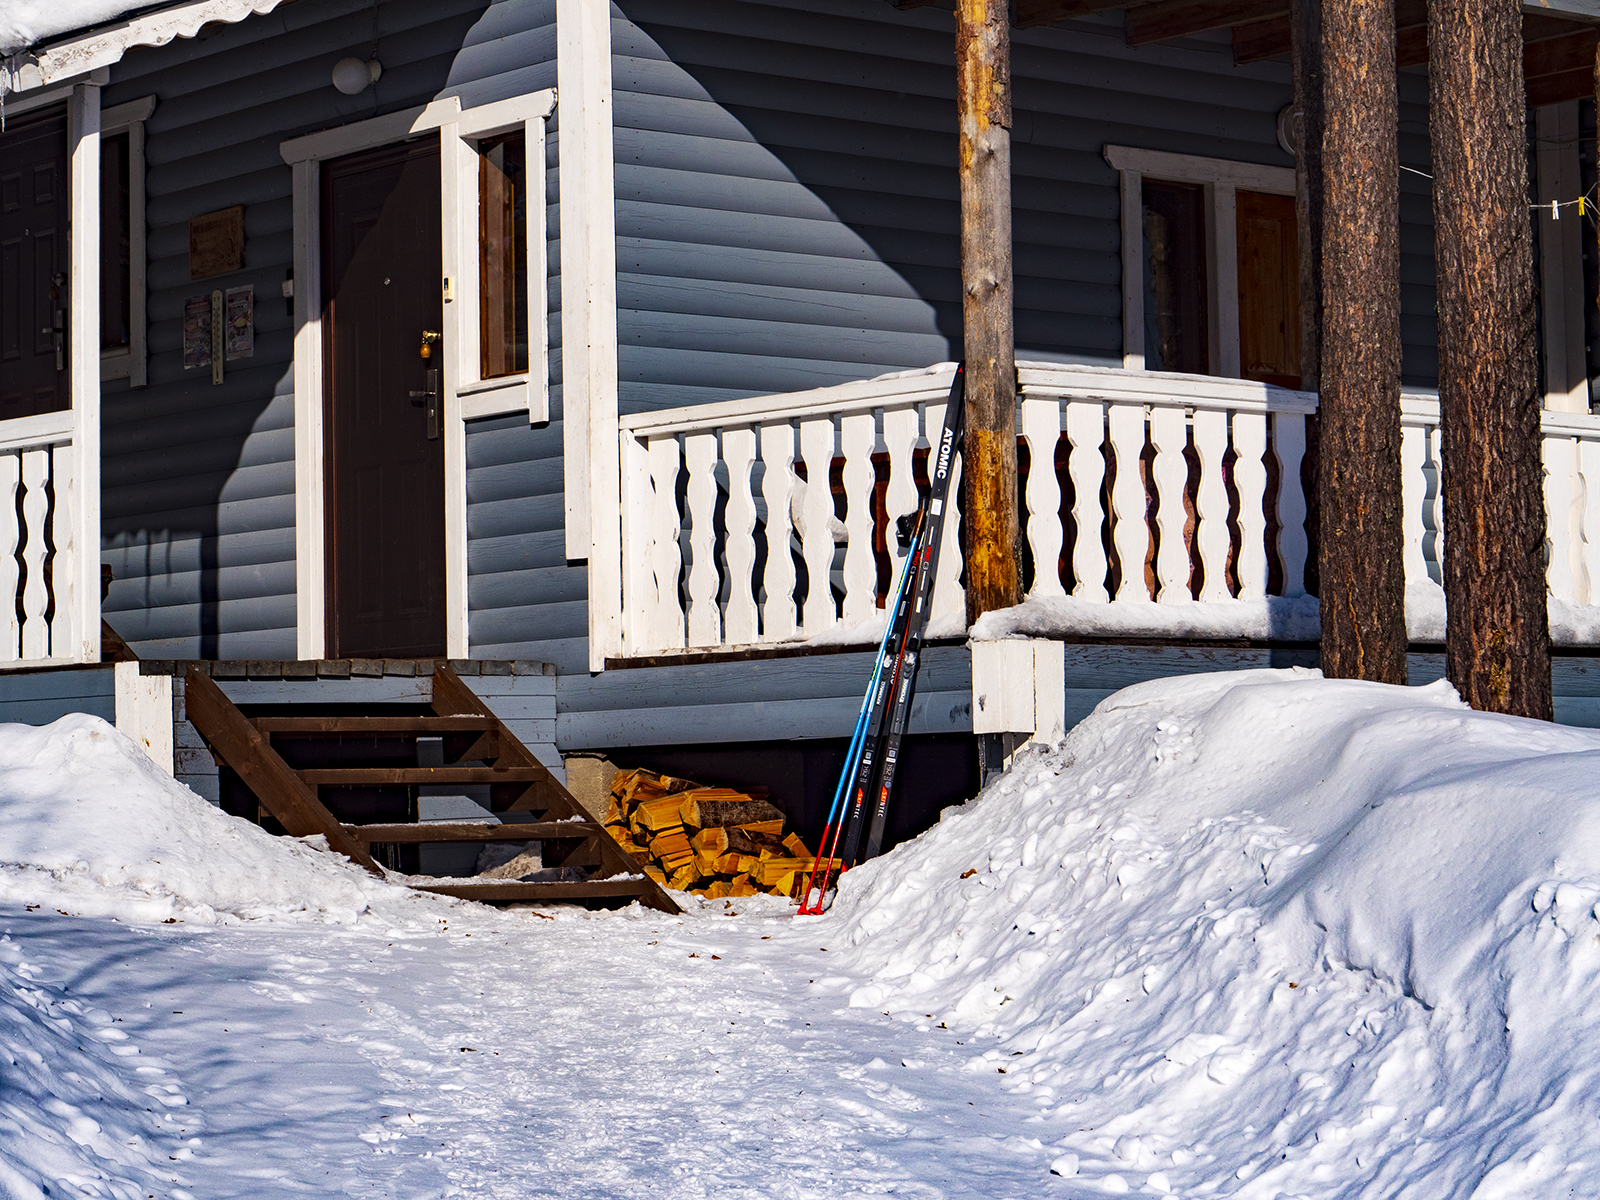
top-left (183, 663), bottom-right (679, 914)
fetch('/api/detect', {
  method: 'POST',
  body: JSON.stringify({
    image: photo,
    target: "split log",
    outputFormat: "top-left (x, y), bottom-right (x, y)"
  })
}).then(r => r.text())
top-left (691, 826), bottom-right (788, 860)
top-left (634, 796), bottom-right (689, 832)
top-left (679, 793), bottom-right (785, 829)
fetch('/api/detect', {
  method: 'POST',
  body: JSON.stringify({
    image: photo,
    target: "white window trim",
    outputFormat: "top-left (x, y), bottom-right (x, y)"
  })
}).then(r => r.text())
top-left (279, 88), bottom-right (555, 661)
top-left (1534, 102), bottom-right (1591, 414)
top-left (99, 94), bottom-right (155, 388)
top-left (1104, 144), bottom-right (1296, 380)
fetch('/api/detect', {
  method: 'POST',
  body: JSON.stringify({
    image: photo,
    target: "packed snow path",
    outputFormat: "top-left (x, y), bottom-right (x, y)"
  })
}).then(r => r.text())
top-left (10, 670), bottom-right (1600, 1197)
top-left (2, 898), bottom-right (1052, 1198)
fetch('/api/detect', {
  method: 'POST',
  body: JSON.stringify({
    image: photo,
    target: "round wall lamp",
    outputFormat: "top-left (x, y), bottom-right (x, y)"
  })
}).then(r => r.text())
top-left (332, 57), bottom-right (382, 95)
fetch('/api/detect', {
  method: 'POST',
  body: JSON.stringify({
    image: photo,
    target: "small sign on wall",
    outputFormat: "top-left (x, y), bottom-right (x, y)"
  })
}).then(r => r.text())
top-left (224, 285), bottom-right (253, 360)
top-left (188, 205), bottom-right (244, 279)
top-left (182, 294), bottom-right (211, 370)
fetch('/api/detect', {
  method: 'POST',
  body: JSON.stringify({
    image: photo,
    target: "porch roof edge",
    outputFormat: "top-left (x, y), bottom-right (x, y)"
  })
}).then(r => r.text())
top-left (2, 0), bottom-right (292, 97)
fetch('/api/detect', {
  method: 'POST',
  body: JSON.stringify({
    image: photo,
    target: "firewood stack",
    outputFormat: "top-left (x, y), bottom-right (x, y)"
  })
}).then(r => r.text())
top-left (603, 768), bottom-right (836, 899)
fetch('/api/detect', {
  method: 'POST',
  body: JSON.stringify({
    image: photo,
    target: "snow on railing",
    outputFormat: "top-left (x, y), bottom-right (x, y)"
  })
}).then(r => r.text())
top-left (0, 409), bottom-right (92, 666)
top-left (613, 362), bottom-right (1600, 658)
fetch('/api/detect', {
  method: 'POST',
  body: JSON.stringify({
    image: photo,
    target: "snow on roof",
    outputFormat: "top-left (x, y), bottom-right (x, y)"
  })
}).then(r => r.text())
top-left (1, 1), bottom-right (156, 55)
top-left (828, 668), bottom-right (1600, 1191)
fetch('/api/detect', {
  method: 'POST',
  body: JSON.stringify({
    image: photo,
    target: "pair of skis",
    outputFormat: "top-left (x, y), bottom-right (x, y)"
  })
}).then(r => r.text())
top-left (798, 365), bottom-right (965, 915)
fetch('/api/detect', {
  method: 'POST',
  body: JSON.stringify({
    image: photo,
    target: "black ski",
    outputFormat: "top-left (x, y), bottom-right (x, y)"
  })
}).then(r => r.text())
top-left (843, 366), bottom-right (966, 866)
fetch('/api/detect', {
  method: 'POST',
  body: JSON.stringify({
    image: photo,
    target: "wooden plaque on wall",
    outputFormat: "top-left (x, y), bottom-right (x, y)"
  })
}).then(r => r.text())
top-left (189, 206), bottom-right (244, 279)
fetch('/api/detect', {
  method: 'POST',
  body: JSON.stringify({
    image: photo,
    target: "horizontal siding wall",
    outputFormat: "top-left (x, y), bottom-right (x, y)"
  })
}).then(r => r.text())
top-left (611, 0), bottom-right (1439, 409)
top-left (100, 0), bottom-right (560, 658)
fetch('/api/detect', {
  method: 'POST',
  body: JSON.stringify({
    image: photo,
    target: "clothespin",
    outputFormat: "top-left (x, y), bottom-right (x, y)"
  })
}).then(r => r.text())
top-left (1553, 199), bottom-right (1561, 220)
top-left (1582, 197), bottom-right (1588, 217)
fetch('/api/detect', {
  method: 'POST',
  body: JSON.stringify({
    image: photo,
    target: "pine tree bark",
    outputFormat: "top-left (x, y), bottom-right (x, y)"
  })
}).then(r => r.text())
top-left (1317, 0), bottom-right (1408, 684)
top-left (1429, 0), bottom-right (1552, 718)
top-left (957, 0), bottom-right (1020, 624)
top-left (1291, 0), bottom-right (1324, 393)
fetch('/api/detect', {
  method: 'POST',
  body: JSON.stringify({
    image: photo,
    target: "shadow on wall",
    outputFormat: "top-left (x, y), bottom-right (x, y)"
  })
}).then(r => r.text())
top-left (100, 1), bottom-right (496, 659)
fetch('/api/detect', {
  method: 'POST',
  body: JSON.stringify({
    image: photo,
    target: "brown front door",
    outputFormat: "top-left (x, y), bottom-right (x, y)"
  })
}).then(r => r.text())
top-left (1236, 189), bottom-right (1302, 389)
top-left (0, 106), bottom-right (70, 421)
top-left (322, 140), bottom-right (446, 658)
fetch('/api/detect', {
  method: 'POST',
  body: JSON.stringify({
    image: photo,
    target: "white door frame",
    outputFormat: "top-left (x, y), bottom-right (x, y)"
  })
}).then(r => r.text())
top-left (280, 89), bottom-right (555, 660)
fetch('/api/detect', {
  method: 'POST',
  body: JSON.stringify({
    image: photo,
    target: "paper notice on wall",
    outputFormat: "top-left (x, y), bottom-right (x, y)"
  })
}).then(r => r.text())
top-left (224, 285), bottom-right (254, 360)
top-left (182, 294), bottom-right (211, 370)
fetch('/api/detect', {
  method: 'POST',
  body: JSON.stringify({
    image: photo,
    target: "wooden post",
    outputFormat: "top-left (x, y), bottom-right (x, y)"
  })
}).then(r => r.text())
top-left (1430, 0), bottom-right (1552, 718)
top-left (1317, 0), bottom-right (1408, 684)
top-left (957, 0), bottom-right (1020, 625)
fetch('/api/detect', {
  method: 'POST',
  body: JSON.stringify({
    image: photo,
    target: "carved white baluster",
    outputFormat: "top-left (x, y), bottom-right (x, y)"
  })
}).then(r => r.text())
top-left (840, 412), bottom-right (877, 625)
top-left (1400, 422), bottom-right (1428, 590)
top-left (1192, 409), bottom-right (1230, 600)
top-left (1273, 412), bottom-right (1308, 598)
top-left (0, 453), bottom-right (19, 660)
top-left (1429, 422), bottom-right (1446, 581)
top-left (683, 431), bottom-right (721, 647)
top-left (1232, 411), bottom-right (1269, 601)
top-left (645, 434), bottom-right (685, 652)
top-left (932, 444), bottom-right (965, 632)
top-left (883, 405), bottom-right (921, 579)
top-left (1581, 438), bottom-right (1600, 607)
top-left (49, 442), bottom-right (75, 658)
top-left (1149, 405), bottom-right (1190, 603)
top-left (759, 423), bottom-right (798, 641)
top-left (722, 427), bottom-right (759, 644)
top-left (620, 431), bottom-right (653, 655)
top-left (1107, 403), bottom-right (1151, 601)
top-left (1021, 395), bottom-right (1066, 599)
top-left (19, 449), bottom-right (49, 660)
top-left (1544, 433), bottom-right (1579, 603)
top-left (798, 417), bottom-right (838, 634)
top-left (1065, 400), bottom-right (1109, 602)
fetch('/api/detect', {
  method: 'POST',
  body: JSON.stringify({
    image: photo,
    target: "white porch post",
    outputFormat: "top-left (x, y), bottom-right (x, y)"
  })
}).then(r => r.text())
top-left (68, 81), bottom-right (103, 663)
top-left (557, 0), bottom-right (622, 671)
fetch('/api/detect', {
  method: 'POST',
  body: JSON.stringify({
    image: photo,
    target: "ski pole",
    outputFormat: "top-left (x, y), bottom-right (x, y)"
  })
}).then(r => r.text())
top-left (798, 524), bottom-right (923, 914)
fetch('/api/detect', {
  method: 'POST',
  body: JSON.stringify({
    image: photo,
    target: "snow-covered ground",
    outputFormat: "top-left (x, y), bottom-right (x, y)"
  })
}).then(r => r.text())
top-left (5, 674), bottom-right (1600, 1197)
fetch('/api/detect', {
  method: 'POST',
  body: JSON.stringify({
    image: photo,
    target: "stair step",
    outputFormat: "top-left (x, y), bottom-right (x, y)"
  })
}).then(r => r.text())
top-left (411, 878), bottom-right (658, 903)
top-left (297, 767), bottom-right (547, 785)
top-left (254, 716), bottom-right (495, 734)
top-left (343, 821), bottom-right (594, 844)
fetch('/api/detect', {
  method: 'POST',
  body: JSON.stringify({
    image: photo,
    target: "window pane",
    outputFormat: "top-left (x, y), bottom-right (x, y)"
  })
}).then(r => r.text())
top-left (479, 131), bottom-right (528, 379)
top-left (1141, 178), bottom-right (1207, 375)
top-left (100, 132), bottom-right (131, 351)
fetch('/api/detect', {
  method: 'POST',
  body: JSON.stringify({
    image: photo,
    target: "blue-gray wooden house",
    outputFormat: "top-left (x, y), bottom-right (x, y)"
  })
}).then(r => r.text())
top-left (4, 0), bottom-right (1600, 844)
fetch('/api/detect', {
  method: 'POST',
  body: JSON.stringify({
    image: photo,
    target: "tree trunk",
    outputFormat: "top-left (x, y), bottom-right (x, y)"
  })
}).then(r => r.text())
top-left (1317, 0), bottom-right (1408, 684)
top-left (1291, 0), bottom-right (1324, 393)
top-left (957, 0), bottom-right (1019, 625)
top-left (1429, 0), bottom-right (1552, 718)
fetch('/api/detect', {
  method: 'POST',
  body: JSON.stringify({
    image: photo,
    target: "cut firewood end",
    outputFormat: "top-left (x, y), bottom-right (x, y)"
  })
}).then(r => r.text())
top-left (603, 767), bottom-right (818, 900)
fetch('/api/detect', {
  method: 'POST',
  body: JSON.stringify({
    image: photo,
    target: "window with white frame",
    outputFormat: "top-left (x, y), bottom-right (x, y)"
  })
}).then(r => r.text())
top-left (450, 104), bottom-right (549, 422)
top-left (1105, 144), bottom-right (1299, 386)
top-left (99, 95), bottom-right (154, 387)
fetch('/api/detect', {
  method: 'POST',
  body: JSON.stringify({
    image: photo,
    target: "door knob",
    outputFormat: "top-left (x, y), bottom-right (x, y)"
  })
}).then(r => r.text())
top-left (419, 330), bottom-right (440, 359)
top-left (409, 368), bottom-right (441, 441)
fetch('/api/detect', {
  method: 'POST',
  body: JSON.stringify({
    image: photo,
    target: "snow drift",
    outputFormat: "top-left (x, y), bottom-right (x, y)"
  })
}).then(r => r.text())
top-left (0, 715), bottom-right (404, 924)
top-left (828, 669), bottom-right (1600, 1197)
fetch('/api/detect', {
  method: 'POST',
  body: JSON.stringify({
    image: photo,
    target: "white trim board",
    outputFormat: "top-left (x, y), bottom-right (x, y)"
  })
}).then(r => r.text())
top-left (280, 90), bottom-right (555, 661)
top-left (1104, 144), bottom-right (1296, 379)
top-left (98, 95), bottom-right (155, 389)
top-left (558, 0), bottom-right (622, 671)
top-left (67, 82), bottom-right (103, 663)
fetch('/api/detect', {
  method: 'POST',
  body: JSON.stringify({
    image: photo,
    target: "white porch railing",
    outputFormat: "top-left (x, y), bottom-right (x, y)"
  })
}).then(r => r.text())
top-left (0, 410), bottom-right (95, 666)
top-left (612, 362), bottom-right (1600, 659)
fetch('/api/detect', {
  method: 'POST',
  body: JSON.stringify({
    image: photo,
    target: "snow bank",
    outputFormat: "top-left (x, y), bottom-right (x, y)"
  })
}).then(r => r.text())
top-left (828, 670), bottom-right (1600, 1196)
top-left (0, 936), bottom-right (192, 1198)
top-left (0, 715), bottom-right (405, 924)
